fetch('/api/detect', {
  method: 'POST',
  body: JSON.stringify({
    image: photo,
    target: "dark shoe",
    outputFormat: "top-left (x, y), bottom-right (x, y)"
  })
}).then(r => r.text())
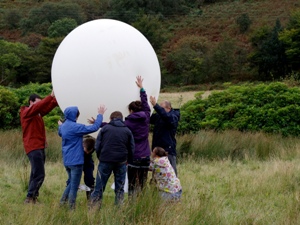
top-left (86, 191), bottom-right (91, 200)
top-left (24, 197), bottom-right (36, 204)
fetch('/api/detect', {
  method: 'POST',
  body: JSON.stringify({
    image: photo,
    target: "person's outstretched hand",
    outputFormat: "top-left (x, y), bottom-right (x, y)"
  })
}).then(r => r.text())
top-left (58, 120), bottom-right (62, 126)
top-left (136, 76), bottom-right (144, 89)
top-left (51, 90), bottom-right (55, 97)
top-left (98, 105), bottom-right (107, 115)
top-left (150, 96), bottom-right (157, 106)
top-left (87, 117), bottom-right (95, 124)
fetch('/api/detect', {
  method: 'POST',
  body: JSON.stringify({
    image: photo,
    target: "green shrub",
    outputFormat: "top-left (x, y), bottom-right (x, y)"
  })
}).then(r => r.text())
top-left (0, 87), bottom-right (19, 129)
top-left (236, 13), bottom-right (252, 33)
top-left (179, 82), bottom-right (300, 136)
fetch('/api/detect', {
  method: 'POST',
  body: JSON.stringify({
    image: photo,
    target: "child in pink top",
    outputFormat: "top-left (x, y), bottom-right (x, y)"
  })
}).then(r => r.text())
top-left (150, 147), bottom-right (182, 201)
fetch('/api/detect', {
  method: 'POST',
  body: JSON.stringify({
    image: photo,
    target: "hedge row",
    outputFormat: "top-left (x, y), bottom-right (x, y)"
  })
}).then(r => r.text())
top-left (179, 82), bottom-right (300, 136)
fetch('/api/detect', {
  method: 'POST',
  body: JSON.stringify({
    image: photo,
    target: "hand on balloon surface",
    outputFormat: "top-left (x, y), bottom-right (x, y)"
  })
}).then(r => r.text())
top-left (136, 76), bottom-right (144, 89)
top-left (150, 96), bottom-right (157, 106)
top-left (87, 117), bottom-right (95, 124)
top-left (98, 105), bottom-right (107, 115)
top-left (58, 120), bottom-right (62, 125)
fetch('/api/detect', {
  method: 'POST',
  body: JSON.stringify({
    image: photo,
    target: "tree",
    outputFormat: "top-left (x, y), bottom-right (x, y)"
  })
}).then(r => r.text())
top-left (236, 13), bottom-right (252, 33)
top-left (164, 35), bottom-right (209, 85)
top-left (279, 10), bottom-right (300, 71)
top-left (20, 1), bottom-right (85, 35)
top-left (132, 15), bottom-right (166, 51)
top-left (48, 18), bottom-right (77, 38)
top-left (0, 87), bottom-right (19, 129)
top-left (250, 19), bottom-right (288, 80)
top-left (0, 40), bottom-right (30, 86)
top-left (3, 9), bottom-right (22, 29)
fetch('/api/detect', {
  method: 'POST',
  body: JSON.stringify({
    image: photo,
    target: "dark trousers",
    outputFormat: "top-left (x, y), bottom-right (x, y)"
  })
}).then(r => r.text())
top-left (91, 162), bottom-right (126, 205)
top-left (168, 154), bottom-right (177, 176)
top-left (128, 157), bottom-right (150, 196)
top-left (83, 160), bottom-right (95, 199)
top-left (27, 149), bottom-right (46, 198)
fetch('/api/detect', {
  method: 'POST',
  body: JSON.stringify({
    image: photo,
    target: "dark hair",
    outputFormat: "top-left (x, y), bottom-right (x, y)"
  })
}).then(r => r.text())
top-left (83, 137), bottom-right (95, 152)
top-left (154, 147), bottom-right (168, 157)
top-left (128, 101), bottom-right (142, 112)
top-left (110, 111), bottom-right (123, 120)
top-left (28, 94), bottom-right (42, 105)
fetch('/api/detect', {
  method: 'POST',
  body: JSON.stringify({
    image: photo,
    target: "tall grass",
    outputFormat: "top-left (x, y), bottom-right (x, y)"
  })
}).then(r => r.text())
top-left (177, 130), bottom-right (300, 161)
top-left (2, 130), bottom-right (300, 224)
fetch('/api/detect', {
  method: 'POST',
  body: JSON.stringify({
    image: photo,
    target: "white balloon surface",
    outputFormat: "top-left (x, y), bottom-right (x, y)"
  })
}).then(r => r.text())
top-left (52, 19), bottom-right (161, 136)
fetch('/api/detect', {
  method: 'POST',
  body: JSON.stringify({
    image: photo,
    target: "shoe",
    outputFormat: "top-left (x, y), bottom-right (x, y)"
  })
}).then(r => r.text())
top-left (24, 197), bottom-right (36, 204)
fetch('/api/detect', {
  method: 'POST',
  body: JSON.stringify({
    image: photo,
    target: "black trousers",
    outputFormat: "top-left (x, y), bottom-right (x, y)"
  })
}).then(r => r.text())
top-left (127, 157), bottom-right (150, 196)
top-left (27, 149), bottom-right (46, 198)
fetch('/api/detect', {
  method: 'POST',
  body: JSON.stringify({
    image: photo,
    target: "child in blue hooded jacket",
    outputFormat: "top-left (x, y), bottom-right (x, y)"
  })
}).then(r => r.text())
top-left (58, 105), bottom-right (106, 209)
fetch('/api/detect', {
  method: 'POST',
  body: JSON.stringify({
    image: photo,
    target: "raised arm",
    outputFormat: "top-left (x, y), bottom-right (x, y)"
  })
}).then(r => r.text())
top-left (22, 93), bottom-right (57, 118)
top-left (150, 96), bottom-right (178, 128)
top-left (136, 76), bottom-right (150, 113)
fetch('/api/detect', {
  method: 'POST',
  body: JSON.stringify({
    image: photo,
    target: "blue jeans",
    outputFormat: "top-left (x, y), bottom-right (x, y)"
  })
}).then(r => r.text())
top-left (91, 162), bottom-right (126, 205)
top-left (60, 165), bottom-right (83, 209)
top-left (27, 149), bottom-right (45, 198)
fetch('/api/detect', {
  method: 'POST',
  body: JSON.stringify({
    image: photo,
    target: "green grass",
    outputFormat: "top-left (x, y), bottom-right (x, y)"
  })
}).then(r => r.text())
top-left (1, 130), bottom-right (300, 224)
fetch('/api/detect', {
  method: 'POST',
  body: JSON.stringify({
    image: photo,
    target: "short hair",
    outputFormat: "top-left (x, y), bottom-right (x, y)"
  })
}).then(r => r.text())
top-left (128, 100), bottom-right (142, 112)
top-left (153, 147), bottom-right (168, 157)
top-left (164, 100), bottom-right (172, 109)
top-left (83, 137), bottom-right (95, 152)
top-left (110, 111), bottom-right (123, 120)
top-left (28, 94), bottom-right (42, 104)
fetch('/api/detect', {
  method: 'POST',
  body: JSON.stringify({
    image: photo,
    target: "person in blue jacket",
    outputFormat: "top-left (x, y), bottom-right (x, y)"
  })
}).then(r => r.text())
top-left (149, 96), bottom-right (180, 175)
top-left (58, 104), bottom-right (106, 209)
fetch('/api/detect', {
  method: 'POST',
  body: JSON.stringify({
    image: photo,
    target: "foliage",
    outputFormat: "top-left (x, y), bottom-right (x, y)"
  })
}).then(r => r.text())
top-left (105, 0), bottom-right (190, 23)
top-left (20, 1), bottom-right (85, 35)
top-left (132, 15), bottom-right (166, 51)
top-left (48, 18), bottom-right (77, 38)
top-left (0, 87), bottom-right (19, 129)
top-left (164, 35), bottom-right (209, 85)
top-left (250, 20), bottom-right (288, 80)
top-left (179, 82), bottom-right (300, 136)
top-left (0, 40), bottom-right (31, 86)
top-left (279, 10), bottom-right (300, 71)
top-left (3, 8), bottom-right (22, 29)
top-left (236, 13), bottom-right (252, 33)
top-left (0, 83), bottom-right (62, 130)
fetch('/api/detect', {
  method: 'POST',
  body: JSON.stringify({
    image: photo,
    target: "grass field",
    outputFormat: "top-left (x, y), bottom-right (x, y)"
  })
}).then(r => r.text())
top-left (1, 91), bottom-right (300, 224)
top-left (1, 128), bottom-right (300, 224)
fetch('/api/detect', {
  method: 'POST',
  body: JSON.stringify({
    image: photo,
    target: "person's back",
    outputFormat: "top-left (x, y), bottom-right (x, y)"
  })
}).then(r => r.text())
top-left (97, 118), bottom-right (134, 162)
top-left (91, 111), bottom-right (135, 207)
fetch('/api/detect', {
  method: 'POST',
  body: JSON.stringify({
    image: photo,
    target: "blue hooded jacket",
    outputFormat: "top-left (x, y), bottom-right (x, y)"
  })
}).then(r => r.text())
top-left (59, 106), bottom-right (103, 166)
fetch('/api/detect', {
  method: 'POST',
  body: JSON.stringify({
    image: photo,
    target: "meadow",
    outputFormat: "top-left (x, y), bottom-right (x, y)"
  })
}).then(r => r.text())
top-left (1, 91), bottom-right (300, 224)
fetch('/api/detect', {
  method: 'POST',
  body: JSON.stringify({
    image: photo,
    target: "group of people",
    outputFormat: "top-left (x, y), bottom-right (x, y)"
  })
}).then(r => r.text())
top-left (20, 76), bottom-right (182, 209)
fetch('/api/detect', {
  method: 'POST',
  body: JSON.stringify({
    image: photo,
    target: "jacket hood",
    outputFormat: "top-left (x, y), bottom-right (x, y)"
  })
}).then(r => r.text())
top-left (155, 156), bottom-right (169, 167)
top-left (64, 106), bottom-right (79, 122)
top-left (109, 118), bottom-right (126, 127)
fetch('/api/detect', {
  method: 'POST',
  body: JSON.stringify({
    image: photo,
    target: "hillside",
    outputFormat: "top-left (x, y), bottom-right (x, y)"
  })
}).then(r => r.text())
top-left (0, 0), bottom-right (300, 87)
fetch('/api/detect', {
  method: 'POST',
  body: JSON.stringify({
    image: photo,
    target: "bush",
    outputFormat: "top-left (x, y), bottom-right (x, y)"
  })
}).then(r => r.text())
top-left (0, 83), bottom-right (62, 130)
top-left (236, 13), bottom-right (252, 33)
top-left (48, 18), bottom-right (77, 38)
top-left (0, 87), bottom-right (19, 129)
top-left (179, 82), bottom-right (300, 136)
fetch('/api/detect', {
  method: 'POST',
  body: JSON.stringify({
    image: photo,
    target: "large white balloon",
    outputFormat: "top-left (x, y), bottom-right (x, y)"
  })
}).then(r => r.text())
top-left (52, 19), bottom-right (161, 136)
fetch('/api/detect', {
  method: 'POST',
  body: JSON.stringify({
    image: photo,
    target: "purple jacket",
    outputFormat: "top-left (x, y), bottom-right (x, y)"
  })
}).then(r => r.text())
top-left (125, 90), bottom-right (151, 159)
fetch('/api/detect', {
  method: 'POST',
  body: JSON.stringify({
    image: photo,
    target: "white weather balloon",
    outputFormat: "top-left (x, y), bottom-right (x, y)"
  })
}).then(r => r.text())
top-left (51, 19), bottom-right (161, 136)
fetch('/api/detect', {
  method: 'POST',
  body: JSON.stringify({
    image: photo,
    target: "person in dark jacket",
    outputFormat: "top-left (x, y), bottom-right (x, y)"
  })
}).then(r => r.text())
top-left (149, 96), bottom-right (180, 175)
top-left (20, 90), bottom-right (58, 204)
top-left (90, 111), bottom-right (135, 207)
top-left (125, 76), bottom-right (151, 197)
top-left (83, 136), bottom-right (96, 200)
top-left (59, 105), bottom-right (106, 209)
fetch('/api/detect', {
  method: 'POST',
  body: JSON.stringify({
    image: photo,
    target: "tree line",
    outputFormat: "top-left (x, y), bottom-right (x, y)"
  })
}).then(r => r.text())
top-left (0, 0), bottom-right (300, 87)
